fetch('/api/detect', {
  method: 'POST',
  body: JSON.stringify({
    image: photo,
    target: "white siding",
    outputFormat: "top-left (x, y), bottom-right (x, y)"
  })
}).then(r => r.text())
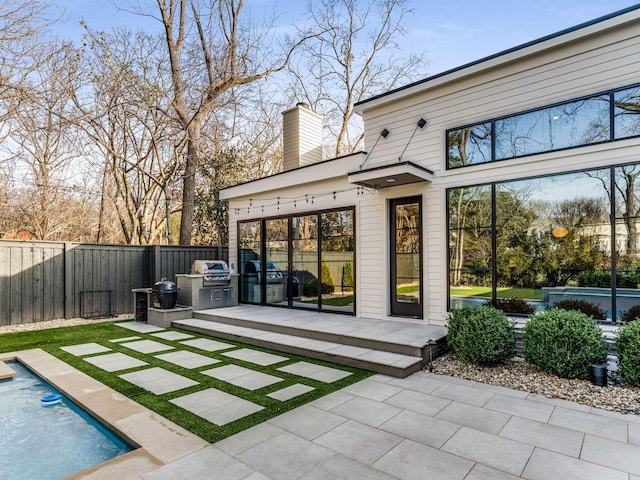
top-left (356, 15), bottom-right (640, 325)
top-left (227, 12), bottom-right (640, 326)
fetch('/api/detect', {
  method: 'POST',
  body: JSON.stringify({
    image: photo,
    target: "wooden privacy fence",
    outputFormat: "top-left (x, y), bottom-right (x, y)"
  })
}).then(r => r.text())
top-left (0, 240), bottom-right (228, 326)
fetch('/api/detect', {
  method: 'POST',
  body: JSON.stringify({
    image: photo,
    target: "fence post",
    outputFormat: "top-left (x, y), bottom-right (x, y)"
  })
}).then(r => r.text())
top-left (152, 245), bottom-right (162, 283)
top-left (64, 242), bottom-right (74, 319)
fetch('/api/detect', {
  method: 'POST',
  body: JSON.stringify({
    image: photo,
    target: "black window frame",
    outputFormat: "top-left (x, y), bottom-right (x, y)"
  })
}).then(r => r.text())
top-left (446, 82), bottom-right (640, 170)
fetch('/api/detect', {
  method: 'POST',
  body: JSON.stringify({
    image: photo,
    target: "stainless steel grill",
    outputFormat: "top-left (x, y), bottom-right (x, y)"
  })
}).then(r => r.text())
top-left (191, 260), bottom-right (231, 287)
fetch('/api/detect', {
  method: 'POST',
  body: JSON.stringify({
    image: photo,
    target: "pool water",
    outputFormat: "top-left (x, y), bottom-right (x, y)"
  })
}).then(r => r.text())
top-left (0, 361), bottom-right (132, 480)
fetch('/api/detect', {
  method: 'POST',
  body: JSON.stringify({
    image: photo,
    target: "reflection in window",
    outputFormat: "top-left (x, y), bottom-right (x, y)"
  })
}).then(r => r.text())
top-left (238, 221), bottom-right (261, 303)
top-left (447, 123), bottom-right (492, 167)
top-left (448, 185), bottom-right (492, 303)
top-left (495, 96), bottom-right (609, 159)
top-left (447, 168), bottom-right (635, 318)
top-left (320, 210), bottom-right (355, 313)
top-left (614, 86), bottom-right (640, 139)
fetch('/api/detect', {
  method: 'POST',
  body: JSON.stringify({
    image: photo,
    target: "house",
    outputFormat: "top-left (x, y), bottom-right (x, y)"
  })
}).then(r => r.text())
top-left (220, 5), bottom-right (640, 326)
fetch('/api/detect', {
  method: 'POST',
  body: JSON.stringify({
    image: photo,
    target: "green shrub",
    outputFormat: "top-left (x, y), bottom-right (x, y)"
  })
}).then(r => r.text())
top-left (342, 262), bottom-right (353, 292)
top-left (484, 298), bottom-right (535, 315)
top-left (303, 263), bottom-right (335, 297)
top-left (616, 320), bottom-right (640, 386)
top-left (577, 270), bottom-right (639, 288)
top-left (302, 278), bottom-right (334, 296)
top-left (523, 309), bottom-right (609, 379)
top-left (446, 306), bottom-right (516, 366)
top-left (619, 304), bottom-right (640, 324)
top-left (550, 299), bottom-right (607, 320)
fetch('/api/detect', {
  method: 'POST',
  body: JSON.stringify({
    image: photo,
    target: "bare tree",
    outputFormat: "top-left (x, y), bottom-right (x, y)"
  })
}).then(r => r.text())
top-left (154, 0), bottom-right (309, 244)
top-left (3, 40), bottom-right (87, 240)
top-left (72, 27), bottom-right (182, 245)
top-left (0, 0), bottom-right (50, 141)
top-left (287, 0), bottom-right (426, 157)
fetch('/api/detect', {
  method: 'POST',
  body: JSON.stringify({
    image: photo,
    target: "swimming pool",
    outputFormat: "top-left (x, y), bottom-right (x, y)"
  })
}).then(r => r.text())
top-left (0, 361), bottom-right (132, 480)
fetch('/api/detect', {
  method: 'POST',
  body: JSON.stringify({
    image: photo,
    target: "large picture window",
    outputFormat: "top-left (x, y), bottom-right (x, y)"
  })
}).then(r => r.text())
top-left (447, 83), bottom-right (640, 169)
top-left (448, 162), bottom-right (640, 321)
top-left (237, 207), bottom-right (355, 314)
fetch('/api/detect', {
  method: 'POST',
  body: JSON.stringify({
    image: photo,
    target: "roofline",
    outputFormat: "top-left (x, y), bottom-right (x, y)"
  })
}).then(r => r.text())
top-left (220, 151), bottom-right (365, 200)
top-left (354, 3), bottom-right (640, 112)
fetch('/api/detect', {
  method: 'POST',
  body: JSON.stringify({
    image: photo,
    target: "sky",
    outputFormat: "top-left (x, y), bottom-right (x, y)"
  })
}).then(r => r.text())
top-left (50, 0), bottom-right (640, 78)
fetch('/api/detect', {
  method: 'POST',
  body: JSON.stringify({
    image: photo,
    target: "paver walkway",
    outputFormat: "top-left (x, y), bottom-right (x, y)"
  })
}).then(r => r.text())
top-left (59, 321), bottom-right (640, 479)
top-left (135, 370), bottom-right (640, 480)
top-left (60, 322), bottom-right (358, 431)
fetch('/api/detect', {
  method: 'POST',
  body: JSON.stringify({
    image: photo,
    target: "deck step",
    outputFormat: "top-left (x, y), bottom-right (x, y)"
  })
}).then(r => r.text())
top-left (191, 307), bottom-right (446, 358)
top-left (173, 318), bottom-right (424, 378)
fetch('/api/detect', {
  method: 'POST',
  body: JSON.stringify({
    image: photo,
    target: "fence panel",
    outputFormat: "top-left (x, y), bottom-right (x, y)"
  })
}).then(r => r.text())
top-left (0, 240), bottom-right (227, 325)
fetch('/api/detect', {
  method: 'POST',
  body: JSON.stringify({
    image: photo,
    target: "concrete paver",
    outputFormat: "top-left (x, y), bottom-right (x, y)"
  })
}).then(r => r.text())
top-left (581, 434), bottom-right (640, 476)
top-left (374, 438), bottom-right (474, 480)
top-left (313, 420), bottom-right (403, 465)
top-left (548, 406), bottom-right (629, 442)
top-left (222, 348), bottom-right (289, 366)
top-left (170, 388), bottom-right (264, 425)
top-left (235, 431), bottom-right (334, 480)
top-left (499, 415), bottom-right (584, 457)
top-left (119, 367), bottom-right (198, 394)
top-left (180, 337), bottom-right (235, 352)
top-left (121, 339), bottom-right (175, 354)
top-left (154, 350), bottom-right (220, 369)
top-left (442, 426), bottom-right (533, 476)
top-left (278, 361), bottom-right (352, 383)
top-left (151, 331), bottom-right (195, 341)
top-left (267, 383), bottom-right (315, 401)
top-left (202, 364), bottom-right (283, 390)
top-left (268, 405), bottom-right (347, 440)
top-left (116, 321), bottom-right (165, 333)
top-left (522, 447), bottom-right (627, 480)
top-left (329, 396), bottom-right (403, 427)
top-left (435, 400), bottom-right (511, 434)
top-left (379, 409), bottom-right (460, 449)
top-left (110, 336), bottom-right (142, 343)
top-left (61, 342), bottom-right (112, 356)
top-left (484, 393), bottom-right (555, 423)
top-left (84, 352), bottom-right (148, 372)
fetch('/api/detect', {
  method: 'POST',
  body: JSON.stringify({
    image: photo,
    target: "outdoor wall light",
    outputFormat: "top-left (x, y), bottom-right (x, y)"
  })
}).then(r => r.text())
top-left (398, 117), bottom-right (429, 162)
top-left (359, 127), bottom-right (391, 170)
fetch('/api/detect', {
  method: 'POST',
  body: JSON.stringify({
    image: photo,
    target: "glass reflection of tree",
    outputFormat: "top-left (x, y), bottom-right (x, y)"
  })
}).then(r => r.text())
top-left (447, 124), bottom-right (491, 167)
top-left (449, 186), bottom-right (491, 286)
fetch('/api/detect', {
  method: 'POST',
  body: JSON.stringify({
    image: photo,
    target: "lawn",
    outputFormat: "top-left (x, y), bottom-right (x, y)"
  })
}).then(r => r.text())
top-left (449, 286), bottom-right (543, 300)
top-left (0, 321), bottom-right (372, 443)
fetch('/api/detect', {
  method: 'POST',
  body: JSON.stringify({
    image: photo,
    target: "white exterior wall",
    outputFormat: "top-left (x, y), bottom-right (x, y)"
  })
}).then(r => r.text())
top-left (355, 12), bottom-right (640, 325)
top-left (223, 9), bottom-right (640, 326)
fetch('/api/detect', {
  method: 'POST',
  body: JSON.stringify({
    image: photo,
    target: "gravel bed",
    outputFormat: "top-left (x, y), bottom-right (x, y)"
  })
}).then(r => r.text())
top-left (431, 352), bottom-right (640, 415)
top-left (0, 315), bottom-right (131, 335)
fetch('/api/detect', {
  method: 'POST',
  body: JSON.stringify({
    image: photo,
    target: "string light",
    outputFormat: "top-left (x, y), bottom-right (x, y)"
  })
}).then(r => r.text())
top-left (232, 186), bottom-right (375, 216)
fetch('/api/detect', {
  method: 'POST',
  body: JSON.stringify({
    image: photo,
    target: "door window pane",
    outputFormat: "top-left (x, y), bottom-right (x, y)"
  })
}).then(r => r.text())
top-left (395, 202), bottom-right (421, 305)
top-left (265, 219), bottom-right (288, 305)
top-left (238, 221), bottom-right (261, 303)
top-left (293, 215), bottom-right (319, 309)
top-left (321, 210), bottom-right (354, 313)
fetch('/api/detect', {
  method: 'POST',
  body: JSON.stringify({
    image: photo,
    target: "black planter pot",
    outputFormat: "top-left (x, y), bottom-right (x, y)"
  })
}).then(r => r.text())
top-left (591, 364), bottom-right (607, 387)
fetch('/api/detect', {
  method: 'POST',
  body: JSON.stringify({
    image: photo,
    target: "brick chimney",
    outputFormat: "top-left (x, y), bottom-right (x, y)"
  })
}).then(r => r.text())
top-left (282, 102), bottom-right (323, 171)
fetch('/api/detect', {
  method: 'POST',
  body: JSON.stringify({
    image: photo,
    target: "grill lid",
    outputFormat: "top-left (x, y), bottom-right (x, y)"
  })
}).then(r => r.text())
top-left (152, 278), bottom-right (177, 293)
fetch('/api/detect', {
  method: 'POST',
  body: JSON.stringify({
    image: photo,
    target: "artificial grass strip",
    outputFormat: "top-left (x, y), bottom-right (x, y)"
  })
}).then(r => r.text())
top-left (0, 321), bottom-right (373, 443)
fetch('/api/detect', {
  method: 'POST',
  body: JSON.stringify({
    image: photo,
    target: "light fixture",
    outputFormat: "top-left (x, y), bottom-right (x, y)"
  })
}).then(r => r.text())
top-left (359, 128), bottom-right (391, 170)
top-left (398, 118), bottom-right (428, 162)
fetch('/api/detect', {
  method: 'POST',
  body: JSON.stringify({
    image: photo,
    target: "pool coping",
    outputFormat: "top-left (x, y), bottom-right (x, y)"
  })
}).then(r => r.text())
top-left (0, 349), bottom-right (209, 480)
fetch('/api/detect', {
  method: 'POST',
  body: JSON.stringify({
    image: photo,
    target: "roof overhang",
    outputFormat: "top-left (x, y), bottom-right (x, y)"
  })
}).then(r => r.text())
top-left (348, 161), bottom-right (433, 189)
